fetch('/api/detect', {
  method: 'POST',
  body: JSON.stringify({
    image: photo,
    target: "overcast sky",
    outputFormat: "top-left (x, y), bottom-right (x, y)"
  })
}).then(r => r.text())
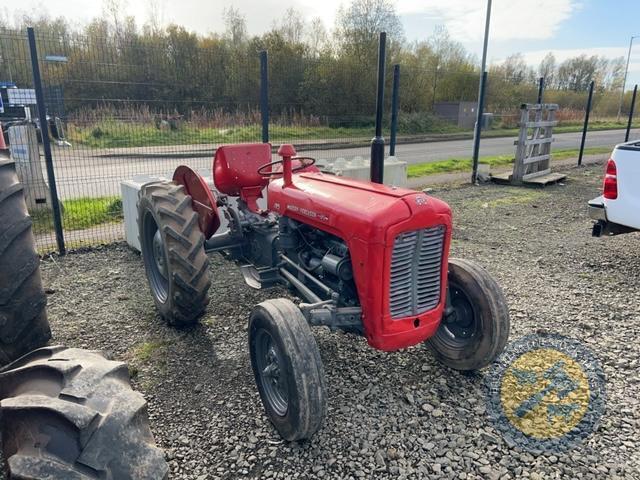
top-left (1, 0), bottom-right (639, 86)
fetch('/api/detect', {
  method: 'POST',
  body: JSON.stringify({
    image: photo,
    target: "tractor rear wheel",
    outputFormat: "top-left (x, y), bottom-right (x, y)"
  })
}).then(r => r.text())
top-left (249, 299), bottom-right (326, 441)
top-left (0, 346), bottom-right (168, 479)
top-left (138, 182), bottom-right (210, 326)
top-left (0, 160), bottom-right (50, 367)
top-left (427, 258), bottom-right (510, 371)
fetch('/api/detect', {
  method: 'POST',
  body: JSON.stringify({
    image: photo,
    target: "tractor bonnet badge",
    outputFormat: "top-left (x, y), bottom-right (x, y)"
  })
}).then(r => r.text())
top-left (486, 334), bottom-right (605, 452)
top-left (415, 195), bottom-right (428, 206)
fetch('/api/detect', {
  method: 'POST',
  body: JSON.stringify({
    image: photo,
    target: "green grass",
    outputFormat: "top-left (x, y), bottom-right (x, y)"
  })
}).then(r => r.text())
top-left (67, 118), bottom-right (640, 149)
top-left (66, 119), bottom-right (462, 149)
top-left (68, 122), bottom-right (380, 148)
top-left (132, 340), bottom-right (169, 363)
top-left (406, 146), bottom-right (611, 178)
top-left (483, 120), bottom-right (639, 138)
top-left (31, 196), bottom-right (123, 234)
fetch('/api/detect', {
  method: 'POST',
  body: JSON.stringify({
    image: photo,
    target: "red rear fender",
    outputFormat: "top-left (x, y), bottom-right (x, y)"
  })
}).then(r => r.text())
top-left (172, 165), bottom-right (221, 238)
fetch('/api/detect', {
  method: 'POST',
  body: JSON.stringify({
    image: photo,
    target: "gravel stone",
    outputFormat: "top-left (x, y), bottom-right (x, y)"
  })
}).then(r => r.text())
top-left (15, 162), bottom-right (638, 479)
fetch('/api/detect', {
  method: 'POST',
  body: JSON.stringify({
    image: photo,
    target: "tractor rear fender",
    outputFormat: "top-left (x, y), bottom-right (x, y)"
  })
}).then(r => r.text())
top-left (172, 165), bottom-right (221, 238)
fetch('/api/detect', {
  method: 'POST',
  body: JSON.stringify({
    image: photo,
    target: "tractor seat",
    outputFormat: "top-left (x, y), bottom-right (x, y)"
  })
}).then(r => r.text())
top-left (213, 143), bottom-right (271, 212)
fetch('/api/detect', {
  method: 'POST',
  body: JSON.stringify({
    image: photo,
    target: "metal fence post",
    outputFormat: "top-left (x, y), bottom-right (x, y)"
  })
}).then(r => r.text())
top-left (537, 76), bottom-right (545, 104)
top-left (260, 50), bottom-right (269, 143)
top-left (370, 32), bottom-right (386, 184)
top-left (27, 27), bottom-right (65, 255)
top-left (471, 71), bottom-right (488, 184)
top-left (389, 64), bottom-right (400, 157)
top-left (578, 80), bottom-right (595, 166)
top-left (625, 84), bottom-right (637, 142)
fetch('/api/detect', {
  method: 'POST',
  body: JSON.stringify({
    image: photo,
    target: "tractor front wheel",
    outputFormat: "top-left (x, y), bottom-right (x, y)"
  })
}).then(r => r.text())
top-left (249, 299), bottom-right (326, 441)
top-left (427, 258), bottom-right (510, 371)
top-left (138, 182), bottom-right (210, 326)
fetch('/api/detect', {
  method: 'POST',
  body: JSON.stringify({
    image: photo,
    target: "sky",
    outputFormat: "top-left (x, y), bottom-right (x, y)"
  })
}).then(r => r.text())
top-left (1, 0), bottom-right (639, 87)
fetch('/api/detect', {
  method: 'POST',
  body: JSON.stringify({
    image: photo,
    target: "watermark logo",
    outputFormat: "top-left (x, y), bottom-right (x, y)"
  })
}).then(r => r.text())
top-left (486, 334), bottom-right (606, 452)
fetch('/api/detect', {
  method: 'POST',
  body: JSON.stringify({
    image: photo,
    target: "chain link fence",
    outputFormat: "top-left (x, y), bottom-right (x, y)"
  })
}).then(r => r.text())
top-left (1, 27), bottom-right (638, 254)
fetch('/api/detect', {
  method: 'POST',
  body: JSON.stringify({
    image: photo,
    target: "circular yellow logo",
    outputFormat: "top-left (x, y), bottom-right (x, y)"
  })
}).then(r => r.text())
top-left (501, 348), bottom-right (590, 439)
top-left (486, 335), bottom-right (605, 452)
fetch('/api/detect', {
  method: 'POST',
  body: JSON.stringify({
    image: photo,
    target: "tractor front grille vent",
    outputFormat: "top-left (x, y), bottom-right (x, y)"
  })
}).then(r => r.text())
top-left (389, 225), bottom-right (445, 319)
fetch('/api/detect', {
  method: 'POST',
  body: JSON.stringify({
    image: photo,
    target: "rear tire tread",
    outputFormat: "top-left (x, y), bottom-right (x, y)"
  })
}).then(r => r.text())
top-left (0, 346), bottom-right (168, 479)
top-left (0, 160), bottom-right (50, 366)
top-left (138, 181), bottom-right (210, 326)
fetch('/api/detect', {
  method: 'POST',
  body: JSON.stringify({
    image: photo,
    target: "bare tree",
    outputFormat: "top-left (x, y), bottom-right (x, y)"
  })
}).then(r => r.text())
top-left (307, 17), bottom-right (328, 56)
top-left (602, 57), bottom-right (625, 91)
top-left (102, 0), bottom-right (128, 37)
top-left (146, 0), bottom-right (166, 35)
top-left (538, 53), bottom-right (557, 89)
top-left (335, 0), bottom-right (404, 51)
top-left (274, 7), bottom-right (306, 44)
top-left (223, 6), bottom-right (247, 47)
top-left (500, 53), bottom-right (532, 84)
top-left (557, 55), bottom-right (599, 91)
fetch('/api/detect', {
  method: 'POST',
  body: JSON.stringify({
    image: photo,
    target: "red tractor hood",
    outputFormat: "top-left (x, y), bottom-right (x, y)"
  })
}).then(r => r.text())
top-left (268, 172), bottom-right (452, 351)
top-left (267, 172), bottom-right (448, 244)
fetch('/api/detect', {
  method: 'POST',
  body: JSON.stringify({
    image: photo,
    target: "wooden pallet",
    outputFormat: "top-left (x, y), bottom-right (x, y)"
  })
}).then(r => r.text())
top-left (494, 103), bottom-right (569, 186)
top-left (492, 171), bottom-right (566, 186)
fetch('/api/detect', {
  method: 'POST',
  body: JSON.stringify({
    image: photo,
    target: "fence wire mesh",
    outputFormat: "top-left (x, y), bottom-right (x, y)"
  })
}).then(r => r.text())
top-left (0, 28), bottom-right (638, 254)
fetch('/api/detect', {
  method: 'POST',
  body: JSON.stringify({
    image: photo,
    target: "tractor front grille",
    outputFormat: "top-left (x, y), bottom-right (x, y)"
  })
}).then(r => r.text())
top-left (389, 225), bottom-right (445, 319)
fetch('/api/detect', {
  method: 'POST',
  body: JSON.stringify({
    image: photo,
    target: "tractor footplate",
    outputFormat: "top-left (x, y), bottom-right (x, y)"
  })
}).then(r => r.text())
top-left (240, 265), bottom-right (281, 290)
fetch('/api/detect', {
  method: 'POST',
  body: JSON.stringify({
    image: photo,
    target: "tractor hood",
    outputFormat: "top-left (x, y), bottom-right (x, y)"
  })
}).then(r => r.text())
top-left (267, 172), bottom-right (451, 244)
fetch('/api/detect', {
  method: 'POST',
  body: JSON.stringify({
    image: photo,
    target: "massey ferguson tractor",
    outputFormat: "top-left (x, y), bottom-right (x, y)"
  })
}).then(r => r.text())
top-left (137, 142), bottom-right (510, 441)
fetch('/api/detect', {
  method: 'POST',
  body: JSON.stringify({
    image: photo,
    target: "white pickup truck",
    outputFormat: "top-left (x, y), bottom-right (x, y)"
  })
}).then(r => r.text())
top-left (589, 140), bottom-right (640, 237)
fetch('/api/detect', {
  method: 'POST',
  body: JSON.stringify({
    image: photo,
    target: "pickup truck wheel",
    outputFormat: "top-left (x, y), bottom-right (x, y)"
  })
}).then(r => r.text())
top-left (0, 346), bottom-right (168, 479)
top-left (249, 299), bottom-right (326, 441)
top-left (0, 160), bottom-right (51, 367)
top-left (427, 258), bottom-right (510, 371)
top-left (138, 182), bottom-right (210, 326)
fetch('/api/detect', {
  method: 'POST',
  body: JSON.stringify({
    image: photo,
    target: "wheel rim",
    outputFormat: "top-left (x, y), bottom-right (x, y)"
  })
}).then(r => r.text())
top-left (439, 281), bottom-right (479, 349)
top-left (254, 328), bottom-right (288, 416)
top-left (142, 211), bottom-right (169, 303)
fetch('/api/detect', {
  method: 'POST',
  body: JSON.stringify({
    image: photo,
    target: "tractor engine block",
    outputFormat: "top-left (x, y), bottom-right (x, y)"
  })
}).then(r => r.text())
top-left (279, 217), bottom-right (358, 307)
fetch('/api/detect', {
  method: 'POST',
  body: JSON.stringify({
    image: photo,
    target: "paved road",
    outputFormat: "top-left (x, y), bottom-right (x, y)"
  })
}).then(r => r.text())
top-left (47, 128), bottom-right (637, 199)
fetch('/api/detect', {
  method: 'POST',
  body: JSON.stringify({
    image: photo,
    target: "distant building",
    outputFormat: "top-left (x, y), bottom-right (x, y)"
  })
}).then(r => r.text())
top-left (434, 101), bottom-right (477, 129)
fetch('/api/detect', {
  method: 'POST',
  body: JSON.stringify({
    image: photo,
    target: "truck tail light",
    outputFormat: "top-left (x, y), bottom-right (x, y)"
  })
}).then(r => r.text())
top-left (603, 159), bottom-right (618, 200)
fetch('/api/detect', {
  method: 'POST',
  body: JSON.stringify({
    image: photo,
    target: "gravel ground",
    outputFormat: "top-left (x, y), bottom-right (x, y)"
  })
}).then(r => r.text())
top-left (25, 161), bottom-right (640, 479)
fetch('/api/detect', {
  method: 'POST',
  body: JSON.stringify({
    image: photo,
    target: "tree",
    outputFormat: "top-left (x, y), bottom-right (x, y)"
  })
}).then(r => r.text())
top-left (274, 8), bottom-right (306, 44)
top-left (500, 53), bottom-right (532, 84)
top-left (601, 57), bottom-right (625, 91)
top-left (557, 55), bottom-right (599, 91)
top-left (146, 0), bottom-right (166, 35)
top-left (335, 0), bottom-right (404, 54)
top-left (307, 17), bottom-right (328, 56)
top-left (223, 6), bottom-right (247, 47)
top-left (538, 52), bottom-right (556, 88)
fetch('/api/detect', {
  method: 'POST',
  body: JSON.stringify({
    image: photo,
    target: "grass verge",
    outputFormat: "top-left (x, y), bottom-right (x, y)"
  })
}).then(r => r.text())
top-left (406, 146), bottom-right (611, 178)
top-left (31, 196), bottom-right (123, 234)
top-left (67, 119), bottom-right (639, 149)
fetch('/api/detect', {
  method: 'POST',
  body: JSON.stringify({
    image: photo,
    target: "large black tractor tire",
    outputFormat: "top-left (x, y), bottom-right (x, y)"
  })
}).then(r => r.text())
top-left (427, 258), bottom-right (510, 371)
top-left (0, 160), bottom-right (50, 367)
top-left (249, 299), bottom-right (326, 441)
top-left (138, 182), bottom-right (210, 327)
top-left (0, 346), bottom-right (169, 479)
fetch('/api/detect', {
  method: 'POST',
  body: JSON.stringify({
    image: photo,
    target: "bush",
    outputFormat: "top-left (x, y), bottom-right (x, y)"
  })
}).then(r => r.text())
top-left (398, 112), bottom-right (461, 135)
top-left (91, 127), bottom-right (104, 139)
top-left (106, 198), bottom-right (123, 219)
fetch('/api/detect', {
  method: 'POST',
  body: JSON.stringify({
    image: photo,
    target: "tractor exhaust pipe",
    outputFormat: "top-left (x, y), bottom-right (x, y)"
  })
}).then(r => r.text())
top-left (370, 31), bottom-right (386, 184)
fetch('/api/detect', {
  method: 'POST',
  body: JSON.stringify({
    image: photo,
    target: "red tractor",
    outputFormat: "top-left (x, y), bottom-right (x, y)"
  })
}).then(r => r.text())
top-left (137, 143), bottom-right (510, 440)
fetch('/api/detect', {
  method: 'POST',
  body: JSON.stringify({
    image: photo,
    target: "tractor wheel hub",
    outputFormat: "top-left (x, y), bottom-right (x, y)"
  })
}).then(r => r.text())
top-left (152, 229), bottom-right (167, 279)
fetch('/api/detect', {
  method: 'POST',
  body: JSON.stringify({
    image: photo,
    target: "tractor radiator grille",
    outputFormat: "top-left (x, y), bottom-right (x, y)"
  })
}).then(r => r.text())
top-left (389, 225), bottom-right (445, 319)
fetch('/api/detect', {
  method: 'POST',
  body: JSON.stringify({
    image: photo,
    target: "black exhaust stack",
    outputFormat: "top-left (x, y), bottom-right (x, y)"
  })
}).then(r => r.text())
top-left (370, 32), bottom-right (386, 184)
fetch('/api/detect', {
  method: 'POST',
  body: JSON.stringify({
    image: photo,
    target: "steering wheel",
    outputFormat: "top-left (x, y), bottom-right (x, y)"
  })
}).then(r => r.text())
top-left (257, 157), bottom-right (316, 177)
